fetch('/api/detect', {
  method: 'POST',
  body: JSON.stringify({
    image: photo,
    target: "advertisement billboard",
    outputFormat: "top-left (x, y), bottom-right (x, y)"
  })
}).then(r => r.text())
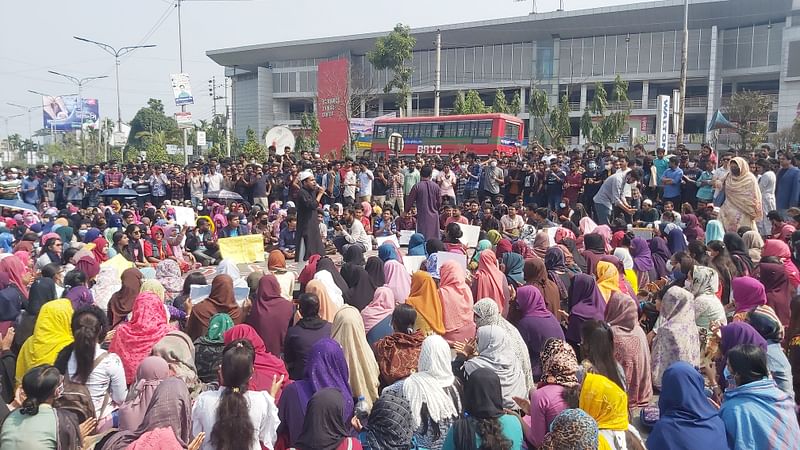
top-left (170, 73), bottom-right (194, 107)
top-left (316, 59), bottom-right (350, 156)
top-left (655, 95), bottom-right (671, 150)
top-left (41, 96), bottom-right (99, 131)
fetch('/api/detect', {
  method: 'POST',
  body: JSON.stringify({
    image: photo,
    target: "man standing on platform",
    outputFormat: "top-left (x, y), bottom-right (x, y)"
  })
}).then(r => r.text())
top-left (295, 171), bottom-right (325, 261)
top-left (405, 165), bottom-right (441, 239)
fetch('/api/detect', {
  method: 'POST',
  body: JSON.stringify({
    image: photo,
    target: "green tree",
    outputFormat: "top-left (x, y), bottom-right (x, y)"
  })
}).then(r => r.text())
top-left (453, 91), bottom-right (466, 115)
top-left (509, 91), bottom-right (521, 115)
top-left (462, 90), bottom-right (487, 114)
top-left (528, 88), bottom-right (571, 146)
top-left (240, 127), bottom-right (267, 161)
top-left (579, 75), bottom-right (631, 146)
top-left (492, 89), bottom-right (509, 114)
top-left (725, 90), bottom-right (773, 150)
top-left (126, 98), bottom-right (180, 157)
top-left (368, 24), bottom-right (416, 117)
top-left (7, 134), bottom-right (21, 152)
top-left (295, 113), bottom-right (320, 153)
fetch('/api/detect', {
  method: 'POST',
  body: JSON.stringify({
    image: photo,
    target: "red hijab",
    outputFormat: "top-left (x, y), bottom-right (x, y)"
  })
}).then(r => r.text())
top-left (92, 236), bottom-right (109, 263)
top-left (298, 254), bottom-right (321, 289)
top-left (0, 255), bottom-right (28, 297)
top-left (223, 324), bottom-right (290, 400)
top-left (245, 274), bottom-right (295, 357)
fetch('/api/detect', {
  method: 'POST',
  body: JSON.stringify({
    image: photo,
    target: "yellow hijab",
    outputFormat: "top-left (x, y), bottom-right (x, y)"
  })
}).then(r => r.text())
top-left (406, 271), bottom-right (445, 335)
top-left (331, 305), bottom-right (380, 406)
top-left (140, 279), bottom-right (166, 302)
top-left (16, 299), bottom-right (74, 384)
top-left (595, 261), bottom-right (621, 302)
top-left (579, 372), bottom-right (629, 431)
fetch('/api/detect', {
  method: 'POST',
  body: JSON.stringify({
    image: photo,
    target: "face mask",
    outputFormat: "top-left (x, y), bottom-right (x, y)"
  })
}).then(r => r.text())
top-left (588, 163), bottom-right (597, 170)
top-left (665, 260), bottom-right (674, 272)
top-left (78, 229), bottom-right (88, 237)
top-left (490, 162), bottom-right (497, 168)
top-left (723, 366), bottom-right (736, 390)
top-left (559, 203), bottom-right (566, 208)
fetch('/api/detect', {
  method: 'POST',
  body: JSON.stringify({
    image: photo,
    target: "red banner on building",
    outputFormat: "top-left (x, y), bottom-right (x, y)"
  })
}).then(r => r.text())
top-left (316, 59), bottom-right (350, 157)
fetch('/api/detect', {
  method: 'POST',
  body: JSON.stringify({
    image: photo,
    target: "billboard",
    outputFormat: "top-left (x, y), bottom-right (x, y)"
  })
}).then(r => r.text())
top-left (170, 73), bottom-right (194, 106)
top-left (316, 59), bottom-right (350, 156)
top-left (655, 95), bottom-right (671, 150)
top-left (41, 96), bottom-right (99, 131)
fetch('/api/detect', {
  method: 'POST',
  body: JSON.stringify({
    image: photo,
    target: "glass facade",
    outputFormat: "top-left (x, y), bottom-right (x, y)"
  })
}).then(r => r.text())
top-left (722, 23), bottom-right (783, 70)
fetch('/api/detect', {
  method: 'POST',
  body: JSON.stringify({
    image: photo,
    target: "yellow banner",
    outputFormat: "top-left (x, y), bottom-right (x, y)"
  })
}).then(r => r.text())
top-left (218, 234), bottom-right (266, 264)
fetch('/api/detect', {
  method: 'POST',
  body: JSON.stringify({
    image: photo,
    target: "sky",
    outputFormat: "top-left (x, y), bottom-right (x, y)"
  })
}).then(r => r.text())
top-left (0, 0), bottom-right (649, 138)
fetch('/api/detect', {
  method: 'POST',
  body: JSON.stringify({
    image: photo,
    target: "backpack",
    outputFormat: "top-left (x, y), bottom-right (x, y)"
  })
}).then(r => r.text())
top-left (54, 352), bottom-right (110, 423)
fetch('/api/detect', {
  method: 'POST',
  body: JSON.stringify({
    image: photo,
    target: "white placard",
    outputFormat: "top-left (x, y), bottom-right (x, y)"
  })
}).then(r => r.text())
top-left (435, 251), bottom-right (467, 273)
top-left (376, 235), bottom-right (400, 248)
top-left (189, 284), bottom-right (250, 306)
top-left (456, 223), bottom-right (481, 247)
top-left (173, 206), bottom-right (196, 227)
top-left (403, 255), bottom-right (426, 275)
top-left (398, 230), bottom-right (415, 246)
top-left (196, 130), bottom-right (206, 146)
top-left (545, 227), bottom-right (558, 247)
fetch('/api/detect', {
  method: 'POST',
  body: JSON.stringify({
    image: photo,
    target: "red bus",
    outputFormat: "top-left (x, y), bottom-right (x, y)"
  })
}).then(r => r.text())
top-left (370, 113), bottom-right (524, 158)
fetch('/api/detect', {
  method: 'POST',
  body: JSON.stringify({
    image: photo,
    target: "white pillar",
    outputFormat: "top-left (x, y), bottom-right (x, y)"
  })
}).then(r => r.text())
top-left (642, 81), bottom-right (650, 110)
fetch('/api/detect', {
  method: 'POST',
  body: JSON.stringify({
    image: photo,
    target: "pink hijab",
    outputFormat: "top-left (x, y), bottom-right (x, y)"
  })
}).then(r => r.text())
top-left (762, 239), bottom-right (800, 288)
top-left (594, 225), bottom-right (614, 253)
top-left (438, 261), bottom-right (476, 337)
top-left (474, 250), bottom-right (506, 313)
top-left (361, 287), bottom-right (395, 333)
top-left (383, 260), bottom-right (411, 304)
top-left (0, 255), bottom-right (28, 297)
top-left (13, 251), bottom-right (31, 276)
top-left (118, 356), bottom-right (171, 431)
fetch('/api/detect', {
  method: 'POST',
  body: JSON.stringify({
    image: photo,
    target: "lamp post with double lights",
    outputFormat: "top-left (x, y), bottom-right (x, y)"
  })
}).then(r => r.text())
top-left (47, 71), bottom-right (108, 158)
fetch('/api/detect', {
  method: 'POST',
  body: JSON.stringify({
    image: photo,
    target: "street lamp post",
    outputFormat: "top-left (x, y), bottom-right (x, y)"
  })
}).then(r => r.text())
top-left (6, 102), bottom-right (44, 146)
top-left (0, 114), bottom-right (24, 162)
top-left (47, 71), bottom-right (108, 159)
top-left (73, 36), bottom-right (156, 153)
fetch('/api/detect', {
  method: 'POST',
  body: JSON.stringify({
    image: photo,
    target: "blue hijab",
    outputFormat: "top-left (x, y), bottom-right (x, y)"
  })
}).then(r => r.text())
top-left (501, 252), bottom-right (524, 286)
top-left (378, 243), bottom-right (399, 262)
top-left (647, 362), bottom-right (727, 450)
top-left (705, 219), bottom-right (725, 244)
top-left (83, 227), bottom-right (102, 243)
top-left (0, 233), bottom-right (12, 253)
top-left (407, 233), bottom-right (426, 256)
top-left (667, 227), bottom-right (688, 254)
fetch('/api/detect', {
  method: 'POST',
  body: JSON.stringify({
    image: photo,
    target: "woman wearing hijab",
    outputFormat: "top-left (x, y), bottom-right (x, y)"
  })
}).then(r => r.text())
top-left (318, 257), bottom-right (351, 299)
top-left (725, 232), bottom-right (755, 276)
top-left (512, 239), bottom-right (536, 260)
top-left (580, 372), bottom-right (644, 450)
top-left (434, 261), bottom-right (475, 344)
top-left (582, 233), bottom-right (608, 276)
top-left (407, 233), bottom-right (427, 256)
top-left (495, 238), bottom-right (513, 260)
top-left (719, 157), bottom-right (763, 233)
top-left (528, 232), bottom-right (548, 260)
top-left (647, 361), bottom-right (727, 450)
top-left (732, 276), bottom-right (768, 321)
top-left (763, 239), bottom-right (800, 289)
top-left (650, 286), bottom-right (700, 389)
top-left (510, 284), bottom-right (563, 380)
top-left (540, 409), bottom-right (603, 450)
top-left (193, 313), bottom-right (234, 383)
top-left (423, 239), bottom-right (446, 279)
top-left (683, 214), bottom-right (706, 243)
top-left (560, 237), bottom-right (587, 273)
top-left (295, 388), bottom-right (362, 450)
top-left (629, 236), bottom-right (655, 288)
top-left (378, 242), bottom-right (400, 262)
top-left (15, 298), bottom-right (73, 384)
top-left (746, 306), bottom-right (795, 398)
top-left (150, 331), bottom-right (199, 392)
top-left (524, 338), bottom-right (578, 447)
top-left (387, 334), bottom-right (461, 450)
top-left (564, 274), bottom-right (604, 348)
top-left (361, 287), bottom-right (395, 336)
top-left (473, 250), bottom-right (509, 314)
top-left (107, 268), bottom-right (143, 328)
top-left (343, 245), bottom-right (366, 266)
top-left (305, 279), bottom-right (340, 323)
top-left (457, 325), bottom-right (527, 410)
top-left (383, 260), bottom-right (411, 304)
top-left (473, 299), bottom-right (534, 392)
top-left (687, 265), bottom-right (727, 329)
top-left (364, 256), bottom-right (385, 289)
top-left (267, 250), bottom-right (296, 299)
top-left (544, 247), bottom-right (572, 303)
top-left (604, 292), bottom-right (653, 409)
top-left (667, 227), bottom-right (688, 254)
top-left (405, 271), bottom-right (445, 335)
top-left (501, 252), bottom-right (525, 288)
top-left (109, 291), bottom-right (173, 383)
top-left (155, 259), bottom-right (183, 300)
top-left (216, 258), bottom-right (248, 288)
top-left (595, 261), bottom-right (621, 302)
top-left (185, 274), bottom-right (243, 340)
top-left (443, 368), bottom-right (523, 450)
top-left (331, 305), bottom-right (381, 406)
top-left (117, 356), bottom-right (170, 431)
top-left (523, 257), bottom-right (561, 317)
top-left (358, 391), bottom-right (414, 450)
top-left (223, 324), bottom-right (290, 398)
top-left (0, 255), bottom-right (28, 298)
top-left (14, 277), bottom-right (57, 352)
top-left (297, 254), bottom-right (321, 291)
top-left (374, 304), bottom-right (426, 387)
top-left (743, 230), bottom-right (765, 263)
top-left (277, 338), bottom-right (353, 447)
top-left (649, 236), bottom-right (672, 279)
top-left (715, 322), bottom-right (769, 390)
top-left (247, 273), bottom-right (294, 356)
top-left (340, 263), bottom-right (377, 311)
top-left (98, 378), bottom-right (195, 450)
top-left (759, 262), bottom-right (792, 327)
top-left (705, 219), bottom-right (725, 244)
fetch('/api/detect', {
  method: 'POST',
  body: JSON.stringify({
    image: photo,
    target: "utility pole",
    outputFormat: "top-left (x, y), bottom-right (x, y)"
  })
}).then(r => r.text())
top-left (677, 0), bottom-right (689, 147)
top-left (47, 71), bottom-right (108, 160)
top-left (0, 114), bottom-right (23, 160)
top-left (6, 103), bottom-right (43, 145)
top-left (434, 29), bottom-right (441, 117)
top-left (225, 77), bottom-right (231, 157)
top-left (209, 76), bottom-right (217, 116)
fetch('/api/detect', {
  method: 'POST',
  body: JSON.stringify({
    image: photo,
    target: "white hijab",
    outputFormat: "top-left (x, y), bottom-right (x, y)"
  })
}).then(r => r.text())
top-left (216, 258), bottom-right (248, 288)
top-left (313, 270), bottom-right (344, 307)
top-left (463, 325), bottom-right (528, 409)
top-left (613, 247), bottom-right (634, 271)
top-left (402, 334), bottom-right (460, 428)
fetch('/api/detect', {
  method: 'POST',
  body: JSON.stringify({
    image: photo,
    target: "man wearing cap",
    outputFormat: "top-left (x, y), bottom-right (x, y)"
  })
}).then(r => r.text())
top-left (634, 199), bottom-right (660, 226)
top-left (295, 170), bottom-right (325, 261)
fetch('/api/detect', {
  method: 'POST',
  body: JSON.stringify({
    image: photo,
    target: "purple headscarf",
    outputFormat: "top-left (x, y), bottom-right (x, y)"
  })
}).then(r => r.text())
top-left (296, 338), bottom-right (354, 422)
top-left (667, 228), bottom-right (688, 254)
top-left (630, 237), bottom-right (654, 273)
top-left (717, 322), bottom-right (768, 388)
top-left (516, 285), bottom-right (552, 319)
top-left (683, 214), bottom-right (705, 243)
top-left (649, 237), bottom-right (671, 278)
top-left (732, 276), bottom-right (767, 313)
top-left (65, 286), bottom-right (94, 310)
top-left (565, 274), bottom-right (606, 343)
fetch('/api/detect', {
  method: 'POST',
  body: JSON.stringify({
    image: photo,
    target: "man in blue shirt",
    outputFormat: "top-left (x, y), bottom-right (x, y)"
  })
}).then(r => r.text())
top-left (278, 216), bottom-right (297, 260)
top-left (776, 153), bottom-right (800, 218)
top-left (661, 156), bottom-right (684, 206)
top-left (21, 169), bottom-right (39, 206)
top-left (219, 213), bottom-right (249, 238)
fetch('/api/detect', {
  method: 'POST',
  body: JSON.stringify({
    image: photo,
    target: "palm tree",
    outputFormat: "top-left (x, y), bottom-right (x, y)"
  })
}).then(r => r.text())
top-left (135, 129), bottom-right (182, 149)
top-left (7, 134), bottom-right (21, 152)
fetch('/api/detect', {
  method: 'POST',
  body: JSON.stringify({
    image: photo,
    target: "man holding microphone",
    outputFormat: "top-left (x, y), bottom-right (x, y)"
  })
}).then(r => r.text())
top-left (295, 171), bottom-right (326, 261)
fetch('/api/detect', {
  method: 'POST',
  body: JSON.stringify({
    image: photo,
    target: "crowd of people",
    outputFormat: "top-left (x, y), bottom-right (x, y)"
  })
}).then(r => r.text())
top-left (0, 141), bottom-right (796, 449)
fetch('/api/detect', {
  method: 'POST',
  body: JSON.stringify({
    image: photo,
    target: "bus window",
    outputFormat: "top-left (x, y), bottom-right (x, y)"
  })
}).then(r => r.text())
top-left (436, 123), bottom-right (445, 137)
top-left (478, 121), bottom-right (492, 137)
top-left (444, 122), bottom-right (457, 137)
top-left (457, 121), bottom-right (467, 137)
top-left (376, 125), bottom-right (387, 139)
top-left (468, 121), bottom-right (479, 137)
top-left (504, 122), bottom-right (520, 139)
top-left (421, 123), bottom-right (432, 138)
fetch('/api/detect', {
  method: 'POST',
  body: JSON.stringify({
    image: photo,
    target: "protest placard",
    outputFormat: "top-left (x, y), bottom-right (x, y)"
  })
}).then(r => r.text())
top-left (218, 235), bottom-right (266, 264)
